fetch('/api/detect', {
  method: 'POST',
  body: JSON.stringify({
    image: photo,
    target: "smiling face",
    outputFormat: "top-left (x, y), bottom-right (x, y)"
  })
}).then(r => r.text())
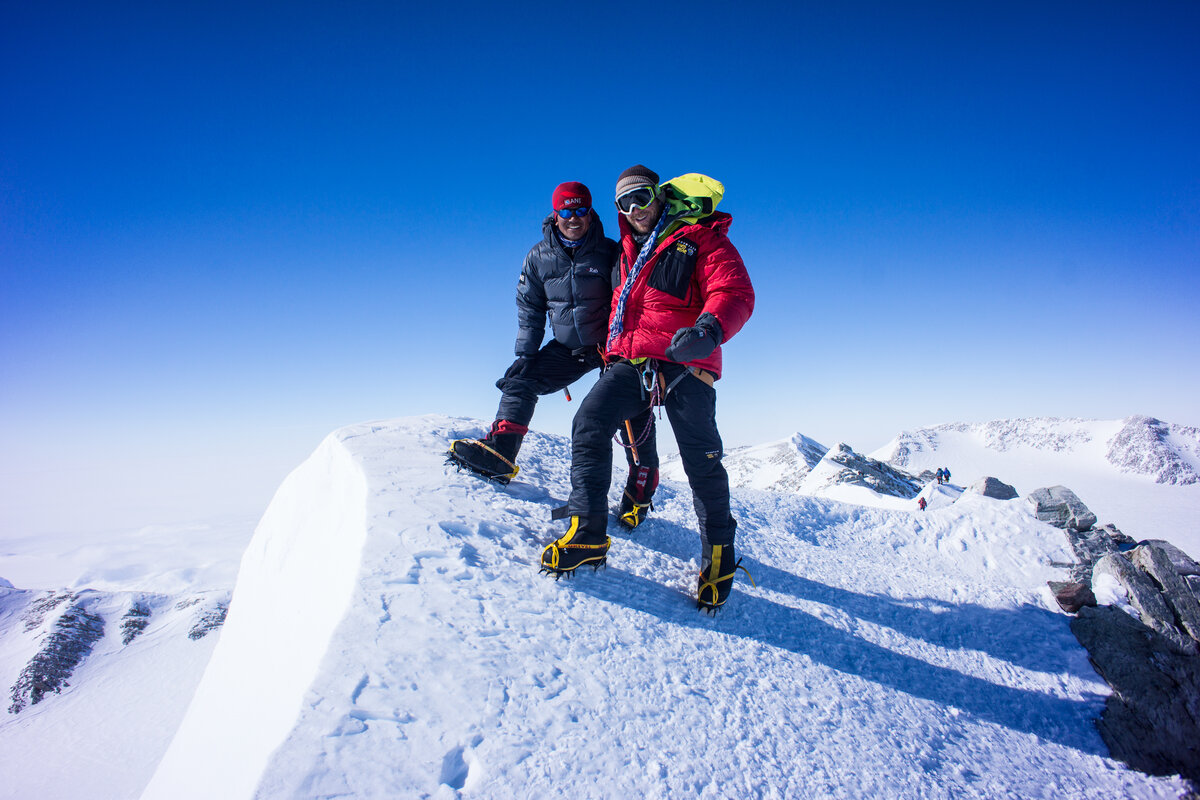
top-left (626, 197), bottom-right (663, 235)
top-left (555, 210), bottom-right (591, 241)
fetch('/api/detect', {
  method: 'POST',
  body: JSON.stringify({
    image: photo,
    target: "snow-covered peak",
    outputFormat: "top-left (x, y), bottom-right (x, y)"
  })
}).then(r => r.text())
top-left (663, 431), bottom-right (828, 492)
top-left (1105, 415), bottom-right (1200, 485)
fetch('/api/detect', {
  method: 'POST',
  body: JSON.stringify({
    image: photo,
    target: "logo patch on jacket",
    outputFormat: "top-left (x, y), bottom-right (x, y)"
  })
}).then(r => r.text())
top-left (518, 274), bottom-right (526, 286)
top-left (649, 237), bottom-right (700, 301)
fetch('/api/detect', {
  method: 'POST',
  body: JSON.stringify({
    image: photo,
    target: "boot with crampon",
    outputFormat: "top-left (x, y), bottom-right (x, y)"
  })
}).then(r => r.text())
top-left (696, 542), bottom-right (755, 613)
top-left (447, 420), bottom-right (526, 485)
top-left (617, 465), bottom-right (658, 529)
top-left (540, 514), bottom-right (610, 578)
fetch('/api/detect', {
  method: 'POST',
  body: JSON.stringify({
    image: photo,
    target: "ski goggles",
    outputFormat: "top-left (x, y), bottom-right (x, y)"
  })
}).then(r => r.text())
top-left (615, 185), bottom-right (659, 215)
top-left (556, 207), bottom-right (591, 218)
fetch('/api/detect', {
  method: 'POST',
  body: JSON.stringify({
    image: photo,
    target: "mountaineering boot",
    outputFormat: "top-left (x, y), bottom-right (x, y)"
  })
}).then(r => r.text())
top-left (540, 514), bottom-right (610, 578)
top-left (447, 420), bottom-right (526, 485)
top-left (696, 542), bottom-right (755, 613)
top-left (617, 465), bottom-right (659, 529)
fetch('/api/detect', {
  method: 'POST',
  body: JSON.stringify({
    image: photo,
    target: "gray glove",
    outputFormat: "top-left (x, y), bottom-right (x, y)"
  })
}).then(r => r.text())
top-left (664, 312), bottom-right (724, 363)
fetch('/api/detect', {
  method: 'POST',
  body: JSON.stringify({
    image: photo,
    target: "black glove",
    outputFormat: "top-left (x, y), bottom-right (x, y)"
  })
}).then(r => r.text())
top-left (664, 312), bottom-right (724, 363)
top-left (504, 355), bottom-right (535, 380)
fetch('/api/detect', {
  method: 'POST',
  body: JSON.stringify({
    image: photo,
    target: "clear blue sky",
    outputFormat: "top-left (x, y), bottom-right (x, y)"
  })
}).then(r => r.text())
top-left (2, 1), bottom-right (1198, 536)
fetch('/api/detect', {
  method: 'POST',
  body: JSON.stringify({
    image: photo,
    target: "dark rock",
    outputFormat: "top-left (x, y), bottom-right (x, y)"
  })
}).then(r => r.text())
top-left (22, 592), bottom-right (72, 632)
top-left (1094, 553), bottom-right (1198, 656)
top-left (188, 601), bottom-right (228, 640)
top-left (1140, 540), bottom-right (1200, 577)
top-left (9, 596), bottom-right (105, 714)
top-left (1028, 486), bottom-right (1097, 531)
top-left (1048, 580), bottom-right (1097, 613)
top-left (1071, 605), bottom-right (1200, 781)
top-left (1063, 524), bottom-right (1136, 584)
top-left (969, 477), bottom-right (1018, 500)
top-left (1131, 544), bottom-right (1200, 644)
top-left (120, 601), bottom-right (152, 645)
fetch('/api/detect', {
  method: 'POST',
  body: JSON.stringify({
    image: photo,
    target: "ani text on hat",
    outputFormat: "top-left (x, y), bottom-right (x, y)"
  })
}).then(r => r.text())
top-left (552, 181), bottom-right (591, 210)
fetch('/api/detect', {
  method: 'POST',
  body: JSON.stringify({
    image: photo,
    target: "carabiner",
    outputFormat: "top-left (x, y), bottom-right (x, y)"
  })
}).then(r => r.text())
top-left (640, 363), bottom-right (657, 395)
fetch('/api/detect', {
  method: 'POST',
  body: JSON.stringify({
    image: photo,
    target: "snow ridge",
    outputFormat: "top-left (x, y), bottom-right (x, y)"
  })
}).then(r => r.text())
top-left (142, 415), bottom-right (1190, 799)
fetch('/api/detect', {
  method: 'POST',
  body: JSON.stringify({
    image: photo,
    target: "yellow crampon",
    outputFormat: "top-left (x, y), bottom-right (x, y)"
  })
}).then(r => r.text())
top-left (619, 503), bottom-right (651, 529)
top-left (618, 492), bottom-right (653, 529)
top-left (697, 544), bottom-right (756, 612)
top-left (540, 516), bottom-right (610, 578)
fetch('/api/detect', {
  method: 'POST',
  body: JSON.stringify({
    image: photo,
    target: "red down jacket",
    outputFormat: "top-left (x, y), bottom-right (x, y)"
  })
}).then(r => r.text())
top-left (607, 211), bottom-right (755, 379)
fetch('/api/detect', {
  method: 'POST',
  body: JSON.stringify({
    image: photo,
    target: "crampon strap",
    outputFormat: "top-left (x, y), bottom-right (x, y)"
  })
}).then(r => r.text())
top-left (698, 558), bottom-right (756, 607)
top-left (449, 438), bottom-right (519, 481)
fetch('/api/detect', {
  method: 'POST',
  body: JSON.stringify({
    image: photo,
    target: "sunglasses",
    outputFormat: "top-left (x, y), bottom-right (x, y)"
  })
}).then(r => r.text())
top-left (615, 186), bottom-right (659, 215)
top-left (556, 207), bottom-right (591, 219)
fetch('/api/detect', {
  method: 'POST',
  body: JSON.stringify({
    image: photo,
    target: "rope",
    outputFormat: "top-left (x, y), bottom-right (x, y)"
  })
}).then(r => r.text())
top-left (607, 209), bottom-right (669, 350)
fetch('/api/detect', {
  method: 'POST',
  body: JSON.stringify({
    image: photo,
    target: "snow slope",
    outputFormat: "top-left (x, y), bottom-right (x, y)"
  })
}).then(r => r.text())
top-left (0, 588), bottom-right (226, 799)
top-left (872, 417), bottom-right (1200, 555)
top-left (142, 415), bottom-right (1186, 799)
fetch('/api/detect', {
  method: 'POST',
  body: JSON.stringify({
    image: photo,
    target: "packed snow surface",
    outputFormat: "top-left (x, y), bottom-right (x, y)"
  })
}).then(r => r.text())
top-left (141, 415), bottom-right (1186, 799)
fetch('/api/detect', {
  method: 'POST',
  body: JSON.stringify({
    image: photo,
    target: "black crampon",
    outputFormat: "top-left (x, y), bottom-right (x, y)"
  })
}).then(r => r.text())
top-left (446, 438), bottom-right (519, 485)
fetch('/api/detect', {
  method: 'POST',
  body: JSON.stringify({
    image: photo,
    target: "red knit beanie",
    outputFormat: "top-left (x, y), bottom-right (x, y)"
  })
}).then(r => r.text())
top-left (552, 181), bottom-right (592, 210)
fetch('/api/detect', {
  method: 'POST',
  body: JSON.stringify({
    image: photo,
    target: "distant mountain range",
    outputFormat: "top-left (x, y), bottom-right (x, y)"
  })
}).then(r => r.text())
top-left (665, 415), bottom-right (1200, 546)
top-left (875, 416), bottom-right (1200, 486)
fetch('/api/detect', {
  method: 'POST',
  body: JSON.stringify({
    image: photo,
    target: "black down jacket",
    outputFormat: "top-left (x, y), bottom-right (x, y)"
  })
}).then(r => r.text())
top-left (514, 213), bottom-right (619, 356)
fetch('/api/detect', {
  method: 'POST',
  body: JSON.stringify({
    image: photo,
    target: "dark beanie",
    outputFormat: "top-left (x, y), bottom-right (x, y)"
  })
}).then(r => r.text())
top-left (615, 165), bottom-right (660, 200)
top-left (552, 181), bottom-right (591, 210)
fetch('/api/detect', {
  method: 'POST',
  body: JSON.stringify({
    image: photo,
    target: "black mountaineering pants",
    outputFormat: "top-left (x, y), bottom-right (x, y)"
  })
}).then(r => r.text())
top-left (569, 361), bottom-right (735, 547)
top-left (494, 340), bottom-right (602, 427)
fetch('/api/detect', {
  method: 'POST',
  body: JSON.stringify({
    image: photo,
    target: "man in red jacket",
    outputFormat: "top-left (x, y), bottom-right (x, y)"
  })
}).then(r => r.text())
top-left (540, 165), bottom-right (756, 612)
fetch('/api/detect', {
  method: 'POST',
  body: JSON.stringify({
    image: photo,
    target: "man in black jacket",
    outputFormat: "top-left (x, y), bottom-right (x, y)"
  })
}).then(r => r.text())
top-left (449, 182), bottom-right (656, 504)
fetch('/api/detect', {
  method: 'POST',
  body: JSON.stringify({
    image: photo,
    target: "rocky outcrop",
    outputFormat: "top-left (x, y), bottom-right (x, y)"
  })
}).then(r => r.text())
top-left (1041, 494), bottom-right (1200, 784)
top-left (1058, 536), bottom-right (1200, 783)
top-left (1129, 546), bottom-right (1200, 645)
top-left (969, 476), bottom-right (1018, 500)
top-left (5, 589), bottom-right (231, 716)
top-left (813, 443), bottom-right (923, 499)
top-left (9, 594), bottom-right (105, 714)
top-left (1093, 551), bottom-right (1198, 656)
top-left (1028, 485), bottom-right (1097, 531)
top-left (121, 600), bottom-right (152, 645)
top-left (1071, 604), bottom-right (1200, 782)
